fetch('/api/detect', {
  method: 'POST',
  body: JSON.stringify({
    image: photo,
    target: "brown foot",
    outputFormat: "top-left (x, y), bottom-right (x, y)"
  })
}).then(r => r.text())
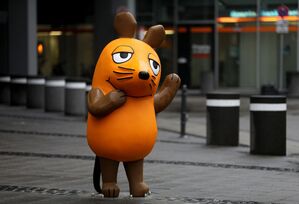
top-left (129, 181), bottom-right (149, 197)
top-left (100, 157), bottom-right (120, 197)
top-left (124, 159), bottom-right (150, 197)
top-left (102, 182), bottom-right (120, 197)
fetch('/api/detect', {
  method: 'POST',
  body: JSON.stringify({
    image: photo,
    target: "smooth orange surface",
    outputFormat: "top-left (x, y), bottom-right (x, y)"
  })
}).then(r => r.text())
top-left (87, 38), bottom-right (161, 162)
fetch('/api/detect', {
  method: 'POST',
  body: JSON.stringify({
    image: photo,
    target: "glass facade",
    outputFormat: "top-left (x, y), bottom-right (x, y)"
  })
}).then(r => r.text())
top-left (259, 0), bottom-right (298, 90)
top-left (31, 0), bottom-right (299, 91)
top-left (136, 0), bottom-right (299, 91)
top-left (217, 0), bottom-right (298, 90)
top-left (37, 26), bottom-right (94, 78)
top-left (218, 0), bottom-right (258, 88)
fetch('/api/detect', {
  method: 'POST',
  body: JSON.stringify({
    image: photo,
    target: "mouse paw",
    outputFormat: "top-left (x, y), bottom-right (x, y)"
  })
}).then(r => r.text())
top-left (164, 73), bottom-right (181, 90)
top-left (130, 182), bottom-right (150, 197)
top-left (102, 182), bottom-right (120, 197)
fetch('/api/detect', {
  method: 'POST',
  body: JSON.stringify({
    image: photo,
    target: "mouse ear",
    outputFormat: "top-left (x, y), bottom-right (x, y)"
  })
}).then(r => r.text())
top-left (114, 12), bottom-right (137, 38)
top-left (143, 25), bottom-right (165, 49)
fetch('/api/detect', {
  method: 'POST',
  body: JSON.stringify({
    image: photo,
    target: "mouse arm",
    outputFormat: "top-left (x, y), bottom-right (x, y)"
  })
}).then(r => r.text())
top-left (87, 88), bottom-right (126, 118)
top-left (154, 73), bottom-right (181, 114)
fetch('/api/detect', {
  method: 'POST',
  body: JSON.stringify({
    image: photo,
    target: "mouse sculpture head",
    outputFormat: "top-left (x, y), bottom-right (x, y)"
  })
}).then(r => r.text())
top-left (92, 12), bottom-right (165, 97)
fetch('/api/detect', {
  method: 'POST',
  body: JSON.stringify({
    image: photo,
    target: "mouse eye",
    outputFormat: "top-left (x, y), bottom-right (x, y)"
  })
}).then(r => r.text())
top-left (112, 52), bottom-right (133, 63)
top-left (149, 59), bottom-right (160, 76)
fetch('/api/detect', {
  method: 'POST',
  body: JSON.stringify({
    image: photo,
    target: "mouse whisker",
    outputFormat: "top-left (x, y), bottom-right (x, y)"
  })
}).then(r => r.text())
top-left (118, 66), bottom-right (135, 71)
top-left (113, 71), bottom-right (133, 75)
top-left (151, 79), bottom-right (156, 86)
top-left (117, 76), bottom-right (133, 81)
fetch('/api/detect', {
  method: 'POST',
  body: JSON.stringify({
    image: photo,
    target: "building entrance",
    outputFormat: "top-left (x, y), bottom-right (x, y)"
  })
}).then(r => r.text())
top-left (178, 26), bottom-right (214, 89)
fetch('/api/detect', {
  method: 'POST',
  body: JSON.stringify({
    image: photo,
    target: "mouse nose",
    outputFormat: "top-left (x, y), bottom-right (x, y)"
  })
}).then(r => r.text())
top-left (138, 71), bottom-right (150, 80)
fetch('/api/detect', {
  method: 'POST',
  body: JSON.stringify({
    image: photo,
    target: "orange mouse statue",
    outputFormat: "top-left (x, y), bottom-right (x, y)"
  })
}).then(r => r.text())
top-left (87, 11), bottom-right (181, 197)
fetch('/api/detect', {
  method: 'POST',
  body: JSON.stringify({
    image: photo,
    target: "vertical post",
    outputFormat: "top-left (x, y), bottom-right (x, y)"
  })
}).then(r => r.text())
top-left (8, 0), bottom-right (37, 75)
top-left (214, 0), bottom-right (219, 88)
top-left (250, 95), bottom-right (286, 155)
top-left (65, 79), bottom-right (87, 116)
top-left (206, 93), bottom-right (240, 146)
top-left (94, 0), bottom-right (135, 63)
top-left (297, 0), bottom-right (299, 72)
top-left (94, 0), bottom-right (115, 60)
top-left (180, 84), bottom-right (188, 138)
top-left (27, 76), bottom-right (45, 109)
top-left (0, 7), bottom-right (9, 74)
top-left (279, 33), bottom-right (284, 91)
top-left (127, 0), bottom-right (136, 15)
top-left (173, 0), bottom-right (178, 73)
top-left (10, 76), bottom-right (27, 106)
top-left (45, 77), bottom-right (66, 112)
top-left (256, 0), bottom-right (261, 89)
top-left (27, 0), bottom-right (37, 75)
top-left (0, 76), bottom-right (11, 104)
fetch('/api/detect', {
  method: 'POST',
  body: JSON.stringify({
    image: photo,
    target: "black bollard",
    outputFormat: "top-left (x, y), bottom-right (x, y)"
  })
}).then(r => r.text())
top-left (206, 92), bottom-right (240, 146)
top-left (10, 76), bottom-right (27, 106)
top-left (0, 76), bottom-right (11, 105)
top-left (65, 78), bottom-right (87, 116)
top-left (27, 76), bottom-right (45, 109)
top-left (45, 77), bottom-right (65, 112)
top-left (180, 84), bottom-right (188, 138)
top-left (250, 95), bottom-right (286, 156)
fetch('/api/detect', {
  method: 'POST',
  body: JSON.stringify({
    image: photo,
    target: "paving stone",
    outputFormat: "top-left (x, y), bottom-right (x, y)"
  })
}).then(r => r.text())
top-left (1, 104), bottom-right (299, 203)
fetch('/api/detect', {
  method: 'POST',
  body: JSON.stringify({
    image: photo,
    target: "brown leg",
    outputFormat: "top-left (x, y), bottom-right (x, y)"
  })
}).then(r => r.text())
top-left (100, 157), bottom-right (120, 197)
top-left (124, 159), bottom-right (149, 197)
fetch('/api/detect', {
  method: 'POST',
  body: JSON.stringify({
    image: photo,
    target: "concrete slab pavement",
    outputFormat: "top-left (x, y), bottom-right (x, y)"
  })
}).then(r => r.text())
top-left (0, 102), bottom-right (299, 203)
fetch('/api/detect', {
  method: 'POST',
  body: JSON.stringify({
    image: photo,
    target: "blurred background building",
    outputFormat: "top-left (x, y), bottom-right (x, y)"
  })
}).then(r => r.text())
top-left (1, 0), bottom-right (299, 92)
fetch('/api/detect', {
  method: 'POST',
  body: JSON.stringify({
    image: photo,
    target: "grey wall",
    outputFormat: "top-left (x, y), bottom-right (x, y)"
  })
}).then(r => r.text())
top-left (0, 9), bottom-right (8, 74)
top-left (8, 0), bottom-right (37, 76)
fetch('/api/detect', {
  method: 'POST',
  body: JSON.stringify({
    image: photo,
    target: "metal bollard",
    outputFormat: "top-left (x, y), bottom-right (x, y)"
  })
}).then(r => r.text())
top-left (250, 95), bottom-right (286, 156)
top-left (180, 84), bottom-right (188, 138)
top-left (45, 77), bottom-right (65, 112)
top-left (27, 76), bottom-right (45, 109)
top-left (65, 78), bottom-right (87, 116)
top-left (0, 76), bottom-right (11, 104)
top-left (10, 76), bottom-right (27, 106)
top-left (206, 92), bottom-right (240, 146)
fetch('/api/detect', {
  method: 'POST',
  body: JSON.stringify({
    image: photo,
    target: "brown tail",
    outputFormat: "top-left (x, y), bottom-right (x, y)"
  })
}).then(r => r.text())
top-left (93, 156), bottom-right (102, 194)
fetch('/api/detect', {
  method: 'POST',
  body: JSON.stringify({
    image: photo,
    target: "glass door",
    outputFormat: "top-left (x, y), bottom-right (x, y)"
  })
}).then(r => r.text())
top-left (177, 25), bottom-right (214, 88)
top-left (190, 26), bottom-right (213, 88)
top-left (217, 0), bottom-right (257, 88)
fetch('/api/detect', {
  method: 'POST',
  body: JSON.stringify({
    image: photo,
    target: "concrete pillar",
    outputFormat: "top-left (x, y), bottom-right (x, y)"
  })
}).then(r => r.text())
top-left (94, 0), bottom-right (135, 61)
top-left (8, 0), bottom-right (37, 76)
top-left (0, 2), bottom-right (9, 75)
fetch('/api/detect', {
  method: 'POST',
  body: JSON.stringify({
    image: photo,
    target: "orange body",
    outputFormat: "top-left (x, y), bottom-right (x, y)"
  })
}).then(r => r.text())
top-left (87, 97), bottom-right (157, 162)
top-left (87, 38), bottom-right (161, 162)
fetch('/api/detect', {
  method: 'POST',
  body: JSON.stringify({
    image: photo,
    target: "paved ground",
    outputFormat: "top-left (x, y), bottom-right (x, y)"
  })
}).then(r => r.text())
top-left (1, 96), bottom-right (299, 204)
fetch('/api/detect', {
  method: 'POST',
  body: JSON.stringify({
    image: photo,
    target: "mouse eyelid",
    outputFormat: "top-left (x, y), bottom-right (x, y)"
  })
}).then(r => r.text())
top-left (112, 45), bottom-right (134, 54)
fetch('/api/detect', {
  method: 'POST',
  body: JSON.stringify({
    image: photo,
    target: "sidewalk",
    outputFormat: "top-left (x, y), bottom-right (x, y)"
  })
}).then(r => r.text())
top-left (0, 100), bottom-right (299, 203)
